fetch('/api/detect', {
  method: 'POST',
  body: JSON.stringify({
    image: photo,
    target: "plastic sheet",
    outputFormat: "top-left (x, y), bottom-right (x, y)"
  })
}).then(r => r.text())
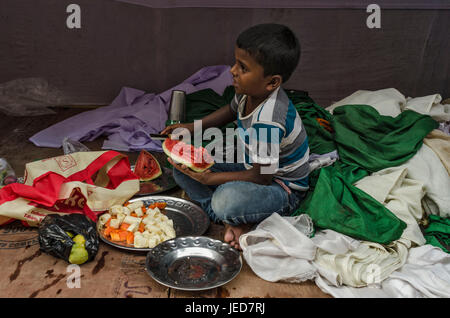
top-left (38, 214), bottom-right (99, 264)
top-left (0, 158), bottom-right (17, 186)
top-left (0, 78), bottom-right (64, 116)
top-left (62, 137), bottom-right (91, 155)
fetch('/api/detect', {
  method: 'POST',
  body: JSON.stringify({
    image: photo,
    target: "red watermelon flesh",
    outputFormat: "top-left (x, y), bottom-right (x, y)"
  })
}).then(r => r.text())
top-left (133, 150), bottom-right (162, 181)
top-left (162, 138), bottom-right (214, 172)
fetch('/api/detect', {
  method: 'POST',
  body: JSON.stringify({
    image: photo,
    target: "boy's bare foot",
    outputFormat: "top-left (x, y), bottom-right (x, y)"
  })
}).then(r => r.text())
top-left (224, 223), bottom-right (254, 250)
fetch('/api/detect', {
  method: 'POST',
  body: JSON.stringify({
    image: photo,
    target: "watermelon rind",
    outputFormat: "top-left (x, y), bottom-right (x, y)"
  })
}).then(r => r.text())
top-left (162, 139), bottom-right (214, 173)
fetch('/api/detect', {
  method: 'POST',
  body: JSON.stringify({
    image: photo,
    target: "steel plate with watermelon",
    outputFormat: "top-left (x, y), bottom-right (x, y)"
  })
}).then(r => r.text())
top-left (162, 138), bottom-right (214, 172)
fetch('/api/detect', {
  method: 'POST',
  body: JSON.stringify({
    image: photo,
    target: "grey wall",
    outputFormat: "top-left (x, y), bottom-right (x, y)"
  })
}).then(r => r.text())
top-left (1, 0), bottom-right (449, 107)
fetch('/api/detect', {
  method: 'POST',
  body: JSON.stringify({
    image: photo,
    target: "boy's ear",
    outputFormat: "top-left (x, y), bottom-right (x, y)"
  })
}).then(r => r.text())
top-left (266, 75), bottom-right (282, 91)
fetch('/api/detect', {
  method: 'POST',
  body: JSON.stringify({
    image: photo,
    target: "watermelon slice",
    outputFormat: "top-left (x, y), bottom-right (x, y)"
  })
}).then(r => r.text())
top-left (162, 138), bottom-right (214, 172)
top-left (133, 150), bottom-right (162, 181)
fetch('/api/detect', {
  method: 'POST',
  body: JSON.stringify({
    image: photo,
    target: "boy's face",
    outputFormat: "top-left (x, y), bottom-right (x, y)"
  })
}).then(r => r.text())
top-left (230, 47), bottom-right (277, 98)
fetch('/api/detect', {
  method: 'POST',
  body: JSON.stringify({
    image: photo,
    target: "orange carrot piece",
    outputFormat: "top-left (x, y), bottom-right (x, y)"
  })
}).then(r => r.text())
top-left (149, 203), bottom-right (157, 210)
top-left (110, 230), bottom-right (121, 242)
top-left (156, 202), bottom-right (167, 209)
top-left (118, 230), bottom-right (128, 241)
top-left (130, 212), bottom-right (137, 217)
top-left (141, 206), bottom-right (147, 213)
top-left (104, 227), bottom-right (113, 237)
top-left (126, 232), bottom-right (134, 245)
top-left (123, 201), bottom-right (130, 207)
top-left (138, 222), bottom-right (145, 233)
top-left (120, 223), bottom-right (130, 231)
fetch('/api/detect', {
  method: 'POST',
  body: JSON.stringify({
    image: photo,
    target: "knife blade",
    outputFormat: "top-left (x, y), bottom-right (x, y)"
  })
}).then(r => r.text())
top-left (149, 133), bottom-right (170, 140)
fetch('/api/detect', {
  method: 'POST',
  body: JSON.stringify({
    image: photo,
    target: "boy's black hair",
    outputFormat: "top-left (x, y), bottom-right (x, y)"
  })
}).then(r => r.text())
top-left (236, 23), bottom-right (300, 82)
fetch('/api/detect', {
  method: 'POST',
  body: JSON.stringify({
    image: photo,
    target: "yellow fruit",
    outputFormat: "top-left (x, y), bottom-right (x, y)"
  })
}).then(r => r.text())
top-left (69, 243), bottom-right (89, 265)
top-left (73, 234), bottom-right (86, 245)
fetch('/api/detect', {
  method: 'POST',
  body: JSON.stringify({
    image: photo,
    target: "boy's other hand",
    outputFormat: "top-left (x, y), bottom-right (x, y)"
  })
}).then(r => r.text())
top-left (168, 157), bottom-right (212, 184)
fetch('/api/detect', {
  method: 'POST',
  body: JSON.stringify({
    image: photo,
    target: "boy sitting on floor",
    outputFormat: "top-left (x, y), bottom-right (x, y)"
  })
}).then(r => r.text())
top-left (161, 23), bottom-right (310, 250)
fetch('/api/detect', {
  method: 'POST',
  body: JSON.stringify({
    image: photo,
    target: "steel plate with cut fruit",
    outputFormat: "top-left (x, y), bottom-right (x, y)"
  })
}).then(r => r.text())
top-left (97, 200), bottom-right (175, 251)
top-left (132, 150), bottom-right (177, 196)
top-left (97, 196), bottom-right (210, 252)
top-left (162, 138), bottom-right (215, 172)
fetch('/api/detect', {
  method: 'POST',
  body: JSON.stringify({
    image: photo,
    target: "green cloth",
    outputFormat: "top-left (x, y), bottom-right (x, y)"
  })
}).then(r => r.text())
top-left (423, 215), bottom-right (450, 253)
top-left (292, 105), bottom-right (437, 244)
top-left (294, 164), bottom-right (406, 244)
top-left (184, 86), bottom-right (237, 148)
top-left (185, 86), bottom-right (235, 125)
top-left (332, 105), bottom-right (439, 172)
top-left (285, 89), bottom-right (315, 105)
top-left (293, 101), bottom-right (336, 155)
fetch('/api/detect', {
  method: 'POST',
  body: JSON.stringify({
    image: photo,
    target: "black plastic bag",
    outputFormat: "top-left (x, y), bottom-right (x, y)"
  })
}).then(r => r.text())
top-left (38, 214), bottom-right (99, 264)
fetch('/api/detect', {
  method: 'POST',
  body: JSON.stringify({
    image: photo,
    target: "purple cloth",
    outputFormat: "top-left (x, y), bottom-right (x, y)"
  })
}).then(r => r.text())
top-left (29, 65), bottom-right (233, 152)
top-left (438, 121), bottom-right (450, 135)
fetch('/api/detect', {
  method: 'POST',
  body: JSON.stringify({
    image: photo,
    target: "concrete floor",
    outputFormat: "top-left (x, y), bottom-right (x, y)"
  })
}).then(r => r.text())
top-left (0, 107), bottom-right (331, 298)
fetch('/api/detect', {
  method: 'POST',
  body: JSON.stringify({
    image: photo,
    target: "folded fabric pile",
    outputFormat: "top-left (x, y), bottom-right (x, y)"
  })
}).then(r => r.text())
top-left (241, 88), bottom-right (450, 297)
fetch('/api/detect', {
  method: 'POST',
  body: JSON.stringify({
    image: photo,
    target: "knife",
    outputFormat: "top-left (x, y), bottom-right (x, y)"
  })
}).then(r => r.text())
top-left (149, 133), bottom-right (170, 140)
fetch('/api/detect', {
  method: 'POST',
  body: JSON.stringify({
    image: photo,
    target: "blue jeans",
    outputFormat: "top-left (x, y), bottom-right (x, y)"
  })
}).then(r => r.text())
top-left (172, 163), bottom-right (304, 225)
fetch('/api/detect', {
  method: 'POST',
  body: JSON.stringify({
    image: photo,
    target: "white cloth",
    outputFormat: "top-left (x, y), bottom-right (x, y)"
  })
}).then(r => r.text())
top-left (404, 94), bottom-right (450, 122)
top-left (326, 88), bottom-right (405, 117)
top-left (382, 245), bottom-right (450, 298)
top-left (423, 130), bottom-right (450, 175)
top-left (314, 239), bottom-right (411, 288)
top-left (326, 88), bottom-right (450, 123)
top-left (239, 213), bottom-right (317, 283)
top-left (239, 215), bottom-right (363, 285)
top-left (315, 245), bottom-right (450, 298)
top-left (393, 144), bottom-right (450, 217)
top-left (310, 230), bottom-right (362, 286)
top-left (308, 150), bottom-right (339, 172)
top-left (240, 214), bottom-right (450, 297)
top-left (311, 229), bottom-right (410, 288)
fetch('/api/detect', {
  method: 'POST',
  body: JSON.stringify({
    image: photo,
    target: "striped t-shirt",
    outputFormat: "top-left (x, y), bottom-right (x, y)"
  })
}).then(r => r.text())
top-left (230, 87), bottom-right (310, 191)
